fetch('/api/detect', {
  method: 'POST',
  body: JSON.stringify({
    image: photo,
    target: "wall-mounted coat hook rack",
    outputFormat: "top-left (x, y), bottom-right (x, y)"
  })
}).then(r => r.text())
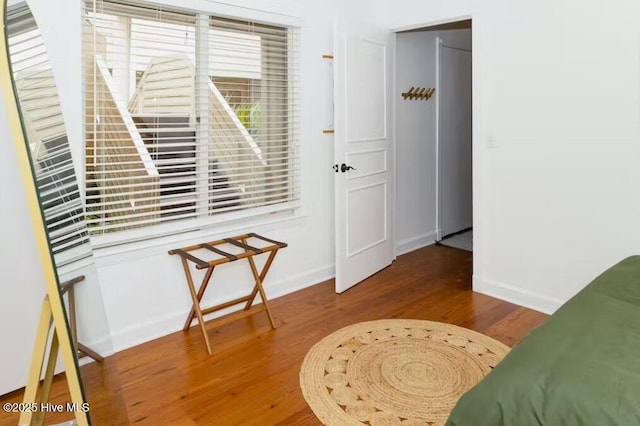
top-left (402, 86), bottom-right (435, 101)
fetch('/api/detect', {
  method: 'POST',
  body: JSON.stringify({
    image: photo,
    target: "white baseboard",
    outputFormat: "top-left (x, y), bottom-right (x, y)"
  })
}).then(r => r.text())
top-left (109, 263), bottom-right (335, 352)
top-left (80, 334), bottom-right (116, 359)
top-left (396, 231), bottom-right (438, 256)
top-left (266, 263), bottom-right (335, 300)
top-left (476, 278), bottom-right (563, 315)
top-left (110, 310), bottom-right (188, 353)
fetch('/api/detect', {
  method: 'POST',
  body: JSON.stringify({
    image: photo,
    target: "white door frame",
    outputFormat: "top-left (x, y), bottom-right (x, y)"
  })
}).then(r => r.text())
top-left (435, 35), bottom-right (442, 241)
top-left (392, 15), bottom-right (484, 292)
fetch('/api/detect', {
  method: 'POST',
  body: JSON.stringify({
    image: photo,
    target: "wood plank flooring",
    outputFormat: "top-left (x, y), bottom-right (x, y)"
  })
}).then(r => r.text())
top-left (0, 245), bottom-right (548, 425)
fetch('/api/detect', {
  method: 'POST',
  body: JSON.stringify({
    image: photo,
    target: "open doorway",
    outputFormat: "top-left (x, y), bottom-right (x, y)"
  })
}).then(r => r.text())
top-left (437, 27), bottom-right (472, 251)
top-left (395, 19), bottom-right (473, 255)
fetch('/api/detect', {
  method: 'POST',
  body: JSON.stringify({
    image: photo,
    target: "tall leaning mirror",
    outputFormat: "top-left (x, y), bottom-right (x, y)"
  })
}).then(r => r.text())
top-left (1, 1), bottom-right (128, 424)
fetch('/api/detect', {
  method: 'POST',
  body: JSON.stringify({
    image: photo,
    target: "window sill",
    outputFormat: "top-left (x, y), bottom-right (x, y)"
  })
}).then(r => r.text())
top-left (91, 206), bottom-right (307, 265)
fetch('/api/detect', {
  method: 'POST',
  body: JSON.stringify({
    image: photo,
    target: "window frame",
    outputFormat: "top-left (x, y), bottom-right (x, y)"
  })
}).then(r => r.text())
top-left (82, 0), bottom-right (302, 249)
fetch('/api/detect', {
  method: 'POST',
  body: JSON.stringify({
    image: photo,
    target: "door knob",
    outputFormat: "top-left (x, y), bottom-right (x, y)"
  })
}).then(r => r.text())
top-left (341, 163), bottom-right (355, 173)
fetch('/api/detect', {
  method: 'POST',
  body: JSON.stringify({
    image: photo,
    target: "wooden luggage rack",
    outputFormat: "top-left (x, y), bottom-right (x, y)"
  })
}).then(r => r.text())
top-left (169, 233), bottom-right (287, 354)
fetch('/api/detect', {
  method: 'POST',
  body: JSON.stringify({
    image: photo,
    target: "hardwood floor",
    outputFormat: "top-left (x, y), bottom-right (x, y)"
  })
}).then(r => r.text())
top-left (0, 245), bottom-right (548, 425)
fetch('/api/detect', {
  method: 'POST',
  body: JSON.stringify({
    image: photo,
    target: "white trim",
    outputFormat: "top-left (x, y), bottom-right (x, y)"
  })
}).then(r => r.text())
top-left (391, 31), bottom-right (398, 260)
top-left (109, 262), bottom-right (334, 352)
top-left (267, 263), bottom-right (334, 300)
top-left (113, 0), bottom-right (303, 27)
top-left (477, 278), bottom-right (562, 315)
top-left (470, 17), bottom-right (483, 294)
top-left (76, 335), bottom-right (116, 360)
top-left (392, 15), bottom-right (472, 33)
top-left (195, 0), bottom-right (302, 27)
top-left (396, 231), bottom-right (437, 256)
top-left (92, 206), bottom-right (307, 265)
top-left (109, 310), bottom-right (184, 353)
top-left (435, 36), bottom-right (442, 242)
top-left (90, 200), bottom-right (302, 249)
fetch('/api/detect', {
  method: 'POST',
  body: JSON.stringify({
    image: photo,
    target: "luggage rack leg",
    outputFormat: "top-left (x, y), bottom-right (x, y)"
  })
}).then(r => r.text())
top-left (243, 245), bottom-right (279, 329)
top-left (183, 265), bottom-right (215, 331)
top-left (180, 257), bottom-right (213, 355)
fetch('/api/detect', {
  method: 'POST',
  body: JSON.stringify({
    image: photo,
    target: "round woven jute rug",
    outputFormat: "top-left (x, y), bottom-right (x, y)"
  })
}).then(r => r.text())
top-left (299, 319), bottom-right (509, 426)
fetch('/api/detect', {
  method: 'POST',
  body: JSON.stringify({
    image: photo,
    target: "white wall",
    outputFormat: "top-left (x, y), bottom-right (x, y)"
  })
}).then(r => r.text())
top-left (373, 0), bottom-right (640, 313)
top-left (0, 0), bottom-right (339, 394)
top-left (395, 29), bottom-right (470, 255)
top-left (16, 0), bottom-right (341, 356)
top-left (0, 84), bottom-right (49, 395)
top-left (6, 0), bottom-right (638, 395)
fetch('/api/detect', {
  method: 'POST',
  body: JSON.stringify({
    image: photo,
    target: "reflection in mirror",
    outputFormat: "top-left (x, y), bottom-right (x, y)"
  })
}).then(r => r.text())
top-left (7, 5), bottom-right (91, 268)
top-left (3, 2), bottom-right (129, 424)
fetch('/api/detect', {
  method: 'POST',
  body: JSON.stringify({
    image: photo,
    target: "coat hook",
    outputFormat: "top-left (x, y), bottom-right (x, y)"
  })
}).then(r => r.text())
top-left (426, 88), bottom-right (435, 99)
top-left (401, 86), bottom-right (435, 101)
top-left (402, 86), bottom-right (415, 100)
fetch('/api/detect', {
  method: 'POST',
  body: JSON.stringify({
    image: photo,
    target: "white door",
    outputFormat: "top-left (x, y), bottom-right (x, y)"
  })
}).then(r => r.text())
top-left (438, 44), bottom-right (472, 239)
top-left (334, 22), bottom-right (394, 293)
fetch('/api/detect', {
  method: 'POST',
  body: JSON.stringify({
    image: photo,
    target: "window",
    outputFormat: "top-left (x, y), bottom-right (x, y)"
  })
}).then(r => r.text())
top-left (83, 1), bottom-right (300, 239)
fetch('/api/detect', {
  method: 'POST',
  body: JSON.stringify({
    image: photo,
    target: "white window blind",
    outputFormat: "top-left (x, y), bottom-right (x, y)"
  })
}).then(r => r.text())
top-left (7, 4), bottom-right (93, 267)
top-left (83, 0), bottom-right (300, 238)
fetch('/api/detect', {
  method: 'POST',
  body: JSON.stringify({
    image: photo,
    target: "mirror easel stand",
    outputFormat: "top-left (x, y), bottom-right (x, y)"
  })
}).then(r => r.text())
top-left (62, 276), bottom-right (103, 363)
top-left (0, 1), bottom-right (89, 424)
top-left (21, 295), bottom-right (91, 426)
